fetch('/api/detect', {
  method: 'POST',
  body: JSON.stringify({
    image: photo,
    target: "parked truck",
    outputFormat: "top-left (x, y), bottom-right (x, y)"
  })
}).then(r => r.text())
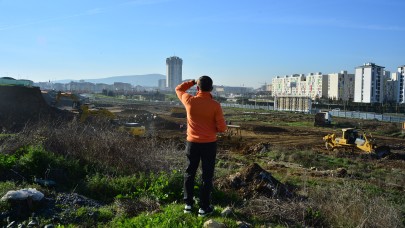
top-left (314, 111), bottom-right (332, 127)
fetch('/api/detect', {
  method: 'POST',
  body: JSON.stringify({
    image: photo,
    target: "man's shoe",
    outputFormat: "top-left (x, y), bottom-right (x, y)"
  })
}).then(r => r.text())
top-left (184, 205), bottom-right (192, 214)
top-left (198, 205), bottom-right (214, 217)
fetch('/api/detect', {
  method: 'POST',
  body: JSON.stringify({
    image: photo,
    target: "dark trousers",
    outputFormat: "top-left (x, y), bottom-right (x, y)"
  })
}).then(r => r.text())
top-left (183, 141), bottom-right (217, 209)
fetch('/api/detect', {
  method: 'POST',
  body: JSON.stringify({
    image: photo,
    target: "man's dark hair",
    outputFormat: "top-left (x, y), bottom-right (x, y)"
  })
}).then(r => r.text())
top-left (198, 76), bottom-right (213, 92)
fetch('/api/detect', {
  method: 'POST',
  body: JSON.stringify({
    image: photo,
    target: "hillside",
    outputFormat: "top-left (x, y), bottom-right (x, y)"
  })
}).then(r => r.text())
top-left (0, 86), bottom-right (69, 131)
top-left (53, 74), bottom-right (165, 87)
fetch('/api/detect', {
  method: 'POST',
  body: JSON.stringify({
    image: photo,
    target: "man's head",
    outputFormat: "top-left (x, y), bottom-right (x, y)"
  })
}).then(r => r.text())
top-left (197, 75), bottom-right (213, 92)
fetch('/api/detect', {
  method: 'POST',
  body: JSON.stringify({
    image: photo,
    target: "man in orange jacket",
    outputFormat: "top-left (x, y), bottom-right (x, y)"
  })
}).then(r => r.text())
top-left (175, 75), bottom-right (227, 217)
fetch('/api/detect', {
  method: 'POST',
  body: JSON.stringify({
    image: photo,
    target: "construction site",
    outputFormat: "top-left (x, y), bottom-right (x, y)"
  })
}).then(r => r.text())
top-left (1, 85), bottom-right (405, 227)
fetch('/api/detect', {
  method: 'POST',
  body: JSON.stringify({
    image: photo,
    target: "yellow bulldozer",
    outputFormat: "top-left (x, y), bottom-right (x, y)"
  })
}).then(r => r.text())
top-left (54, 92), bottom-right (115, 122)
top-left (323, 128), bottom-right (390, 158)
top-left (118, 122), bottom-right (146, 136)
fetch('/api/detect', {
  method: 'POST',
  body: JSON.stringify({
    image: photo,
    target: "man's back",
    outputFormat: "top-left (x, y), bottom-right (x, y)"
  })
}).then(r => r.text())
top-left (175, 76), bottom-right (226, 216)
top-left (175, 80), bottom-right (226, 143)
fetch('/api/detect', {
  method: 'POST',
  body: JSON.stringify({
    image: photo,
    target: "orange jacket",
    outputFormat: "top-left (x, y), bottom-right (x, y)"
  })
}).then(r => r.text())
top-left (176, 80), bottom-right (227, 143)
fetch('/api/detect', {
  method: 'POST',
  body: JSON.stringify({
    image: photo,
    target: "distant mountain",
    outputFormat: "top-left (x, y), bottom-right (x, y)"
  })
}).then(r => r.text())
top-left (54, 74), bottom-right (166, 87)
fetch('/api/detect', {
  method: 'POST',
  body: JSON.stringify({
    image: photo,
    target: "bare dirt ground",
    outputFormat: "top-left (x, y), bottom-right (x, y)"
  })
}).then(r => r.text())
top-left (113, 102), bottom-right (405, 154)
top-left (109, 102), bottom-right (405, 177)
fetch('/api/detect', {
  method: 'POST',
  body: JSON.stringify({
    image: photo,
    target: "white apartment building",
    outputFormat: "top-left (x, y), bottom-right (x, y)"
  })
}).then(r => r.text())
top-left (305, 72), bottom-right (328, 100)
top-left (354, 63), bottom-right (385, 103)
top-left (166, 56), bottom-right (183, 90)
top-left (327, 71), bottom-right (354, 101)
top-left (265, 83), bottom-right (272, 94)
top-left (272, 72), bottom-right (327, 100)
top-left (272, 74), bottom-right (305, 97)
top-left (396, 65), bottom-right (405, 104)
top-left (385, 76), bottom-right (397, 103)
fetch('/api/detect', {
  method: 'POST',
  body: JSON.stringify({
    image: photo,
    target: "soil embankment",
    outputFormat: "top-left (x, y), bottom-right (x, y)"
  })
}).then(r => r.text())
top-left (0, 86), bottom-right (66, 130)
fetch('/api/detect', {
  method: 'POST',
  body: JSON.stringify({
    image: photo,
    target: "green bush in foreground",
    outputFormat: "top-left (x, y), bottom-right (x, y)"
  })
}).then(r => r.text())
top-left (0, 153), bottom-right (18, 172)
top-left (12, 145), bottom-right (85, 188)
top-left (83, 169), bottom-right (183, 203)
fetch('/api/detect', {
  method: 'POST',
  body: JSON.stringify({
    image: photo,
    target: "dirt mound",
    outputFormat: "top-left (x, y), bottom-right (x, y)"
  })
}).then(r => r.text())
top-left (241, 142), bottom-right (271, 155)
top-left (216, 163), bottom-right (293, 199)
top-left (251, 126), bottom-right (289, 133)
top-left (0, 86), bottom-right (67, 131)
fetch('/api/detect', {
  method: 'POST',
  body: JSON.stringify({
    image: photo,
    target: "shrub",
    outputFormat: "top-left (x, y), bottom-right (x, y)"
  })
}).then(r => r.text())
top-left (15, 145), bottom-right (84, 188)
top-left (0, 153), bottom-right (18, 172)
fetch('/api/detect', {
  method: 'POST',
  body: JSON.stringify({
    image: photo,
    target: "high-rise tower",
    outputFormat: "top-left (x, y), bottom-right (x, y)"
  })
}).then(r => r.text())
top-left (354, 62), bottom-right (386, 103)
top-left (166, 56), bottom-right (183, 90)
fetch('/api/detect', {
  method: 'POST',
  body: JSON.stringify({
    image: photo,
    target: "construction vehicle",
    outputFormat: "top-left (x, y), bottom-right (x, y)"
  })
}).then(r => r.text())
top-left (54, 92), bottom-right (83, 110)
top-left (314, 111), bottom-right (332, 126)
top-left (118, 122), bottom-right (146, 136)
top-left (218, 125), bottom-right (242, 148)
top-left (54, 92), bottom-right (115, 122)
top-left (323, 128), bottom-right (390, 158)
top-left (79, 104), bottom-right (115, 122)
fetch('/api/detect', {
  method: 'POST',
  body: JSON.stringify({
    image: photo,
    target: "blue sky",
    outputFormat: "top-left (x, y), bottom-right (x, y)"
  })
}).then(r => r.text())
top-left (1, 0), bottom-right (404, 88)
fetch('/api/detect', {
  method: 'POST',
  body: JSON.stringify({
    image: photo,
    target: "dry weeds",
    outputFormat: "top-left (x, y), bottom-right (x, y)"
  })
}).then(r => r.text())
top-left (1, 118), bottom-right (185, 174)
top-left (309, 181), bottom-right (403, 228)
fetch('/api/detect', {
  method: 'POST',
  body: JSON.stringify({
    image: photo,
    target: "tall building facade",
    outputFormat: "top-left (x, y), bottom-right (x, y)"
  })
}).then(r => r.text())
top-left (305, 72), bottom-right (328, 100)
top-left (385, 76), bottom-right (398, 103)
top-left (327, 71), bottom-right (354, 101)
top-left (158, 79), bottom-right (166, 89)
top-left (166, 56), bottom-right (183, 90)
top-left (272, 73), bottom-right (327, 100)
top-left (272, 74), bottom-right (305, 97)
top-left (354, 63), bottom-right (385, 103)
top-left (397, 65), bottom-right (405, 104)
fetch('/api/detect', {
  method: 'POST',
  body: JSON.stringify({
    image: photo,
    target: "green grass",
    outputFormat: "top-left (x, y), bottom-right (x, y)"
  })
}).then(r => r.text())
top-left (266, 149), bottom-right (354, 170)
top-left (0, 133), bottom-right (15, 138)
top-left (0, 181), bottom-right (17, 212)
top-left (284, 121), bottom-right (313, 127)
top-left (1, 118), bottom-right (404, 228)
top-left (112, 204), bottom-right (205, 227)
top-left (110, 204), bottom-right (245, 228)
top-left (81, 169), bottom-right (183, 203)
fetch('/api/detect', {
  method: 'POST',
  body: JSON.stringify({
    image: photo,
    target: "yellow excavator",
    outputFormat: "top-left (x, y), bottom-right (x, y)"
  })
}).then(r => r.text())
top-left (118, 122), bottom-right (146, 136)
top-left (54, 92), bottom-right (115, 122)
top-left (79, 104), bottom-right (115, 122)
top-left (54, 92), bottom-right (82, 110)
top-left (323, 128), bottom-right (390, 158)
